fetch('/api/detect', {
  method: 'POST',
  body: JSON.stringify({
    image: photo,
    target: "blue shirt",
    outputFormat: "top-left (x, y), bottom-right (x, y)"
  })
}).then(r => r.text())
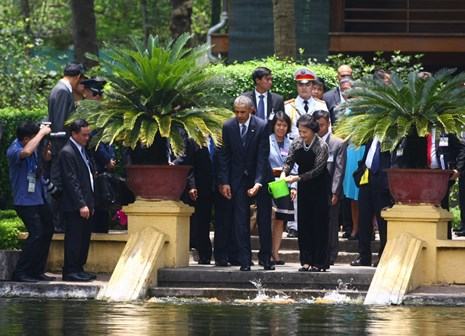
top-left (7, 139), bottom-right (45, 206)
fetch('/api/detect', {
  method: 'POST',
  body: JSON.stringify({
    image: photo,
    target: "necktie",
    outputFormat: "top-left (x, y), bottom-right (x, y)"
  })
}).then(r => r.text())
top-left (208, 137), bottom-right (215, 162)
top-left (257, 94), bottom-right (265, 119)
top-left (303, 100), bottom-right (309, 113)
top-left (240, 124), bottom-right (247, 146)
top-left (371, 142), bottom-right (381, 174)
top-left (81, 147), bottom-right (94, 191)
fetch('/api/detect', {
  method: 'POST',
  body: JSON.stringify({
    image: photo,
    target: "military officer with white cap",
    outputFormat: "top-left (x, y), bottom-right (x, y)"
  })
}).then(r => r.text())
top-left (284, 68), bottom-right (328, 139)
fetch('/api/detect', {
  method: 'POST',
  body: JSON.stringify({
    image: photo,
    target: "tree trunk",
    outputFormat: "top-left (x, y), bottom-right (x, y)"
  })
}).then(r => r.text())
top-left (272, 0), bottom-right (296, 58)
top-left (70, 0), bottom-right (98, 68)
top-left (19, 0), bottom-right (32, 36)
top-left (170, 0), bottom-right (193, 39)
top-left (141, 0), bottom-right (150, 46)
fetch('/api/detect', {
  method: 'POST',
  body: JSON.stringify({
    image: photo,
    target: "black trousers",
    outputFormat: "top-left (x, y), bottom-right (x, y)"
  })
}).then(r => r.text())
top-left (91, 207), bottom-right (109, 233)
top-left (213, 192), bottom-right (234, 263)
top-left (63, 211), bottom-right (92, 275)
top-left (190, 194), bottom-right (213, 261)
top-left (231, 181), bottom-right (272, 267)
top-left (14, 205), bottom-right (54, 277)
top-left (358, 181), bottom-right (392, 264)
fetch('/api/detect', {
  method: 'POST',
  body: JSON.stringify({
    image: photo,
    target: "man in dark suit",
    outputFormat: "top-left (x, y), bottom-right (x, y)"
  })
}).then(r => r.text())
top-left (323, 64), bottom-right (352, 125)
top-left (243, 67), bottom-right (285, 125)
top-left (59, 119), bottom-right (96, 282)
top-left (176, 137), bottom-right (215, 265)
top-left (351, 137), bottom-right (393, 267)
top-left (48, 63), bottom-right (85, 233)
top-left (314, 110), bottom-right (346, 265)
top-left (48, 63), bottom-right (85, 187)
top-left (217, 95), bottom-right (274, 271)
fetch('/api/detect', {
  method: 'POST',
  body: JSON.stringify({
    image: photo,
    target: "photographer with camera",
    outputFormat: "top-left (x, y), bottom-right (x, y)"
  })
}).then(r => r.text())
top-left (7, 122), bottom-right (55, 282)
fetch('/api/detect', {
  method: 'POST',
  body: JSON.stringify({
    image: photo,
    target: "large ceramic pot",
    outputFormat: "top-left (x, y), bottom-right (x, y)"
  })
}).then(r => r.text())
top-left (386, 168), bottom-right (453, 205)
top-left (126, 165), bottom-right (191, 200)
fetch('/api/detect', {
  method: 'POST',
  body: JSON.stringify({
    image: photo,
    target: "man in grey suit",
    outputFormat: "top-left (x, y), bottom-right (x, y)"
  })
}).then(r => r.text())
top-left (243, 67), bottom-right (285, 127)
top-left (47, 63), bottom-right (85, 231)
top-left (323, 64), bottom-right (352, 125)
top-left (314, 110), bottom-right (346, 265)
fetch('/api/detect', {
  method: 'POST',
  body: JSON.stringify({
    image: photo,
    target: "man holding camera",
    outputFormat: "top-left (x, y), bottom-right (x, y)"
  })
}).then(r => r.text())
top-left (7, 122), bottom-right (55, 282)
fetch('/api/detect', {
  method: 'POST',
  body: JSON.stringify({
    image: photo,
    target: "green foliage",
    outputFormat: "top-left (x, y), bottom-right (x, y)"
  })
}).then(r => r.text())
top-left (327, 51), bottom-right (423, 80)
top-left (0, 108), bottom-right (47, 207)
top-left (450, 206), bottom-right (462, 231)
top-left (75, 34), bottom-right (232, 156)
top-left (335, 69), bottom-right (465, 152)
top-left (0, 13), bottom-right (56, 109)
top-left (0, 210), bottom-right (25, 250)
top-left (208, 56), bottom-right (338, 105)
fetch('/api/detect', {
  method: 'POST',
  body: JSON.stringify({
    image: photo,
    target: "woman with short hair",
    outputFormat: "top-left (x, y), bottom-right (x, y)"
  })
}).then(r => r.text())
top-left (281, 114), bottom-right (331, 272)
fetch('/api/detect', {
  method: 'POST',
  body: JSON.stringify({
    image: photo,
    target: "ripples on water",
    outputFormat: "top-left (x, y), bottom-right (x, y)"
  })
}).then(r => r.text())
top-left (2, 298), bottom-right (465, 335)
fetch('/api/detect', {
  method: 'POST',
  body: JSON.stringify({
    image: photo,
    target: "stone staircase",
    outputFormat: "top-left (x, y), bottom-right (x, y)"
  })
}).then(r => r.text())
top-left (150, 234), bottom-right (379, 299)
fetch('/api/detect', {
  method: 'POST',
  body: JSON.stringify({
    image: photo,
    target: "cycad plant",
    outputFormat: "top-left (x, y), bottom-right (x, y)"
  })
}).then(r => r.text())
top-left (75, 34), bottom-right (232, 163)
top-left (335, 69), bottom-right (465, 167)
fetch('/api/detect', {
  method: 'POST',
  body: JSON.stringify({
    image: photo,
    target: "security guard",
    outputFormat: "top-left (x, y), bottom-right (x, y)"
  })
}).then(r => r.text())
top-left (284, 68), bottom-right (328, 139)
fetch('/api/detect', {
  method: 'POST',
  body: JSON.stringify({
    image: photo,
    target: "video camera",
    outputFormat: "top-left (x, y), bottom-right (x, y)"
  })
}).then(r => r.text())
top-left (40, 121), bottom-right (68, 139)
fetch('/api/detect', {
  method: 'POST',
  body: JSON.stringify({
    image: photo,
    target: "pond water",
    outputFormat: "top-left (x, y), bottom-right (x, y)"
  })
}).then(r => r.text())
top-left (1, 298), bottom-right (465, 335)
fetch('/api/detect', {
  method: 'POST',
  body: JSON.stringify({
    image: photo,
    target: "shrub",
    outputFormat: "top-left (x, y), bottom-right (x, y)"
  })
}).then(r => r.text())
top-left (326, 51), bottom-right (423, 80)
top-left (208, 56), bottom-right (338, 106)
top-left (0, 16), bottom-right (57, 109)
top-left (0, 210), bottom-right (25, 250)
top-left (0, 108), bottom-right (47, 208)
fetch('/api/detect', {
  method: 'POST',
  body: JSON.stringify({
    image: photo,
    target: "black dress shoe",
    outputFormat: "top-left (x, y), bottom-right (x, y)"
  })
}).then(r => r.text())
top-left (198, 259), bottom-right (211, 265)
top-left (456, 231), bottom-right (465, 237)
top-left (215, 260), bottom-right (229, 267)
top-left (13, 275), bottom-right (38, 283)
top-left (35, 273), bottom-right (56, 281)
top-left (240, 266), bottom-right (251, 271)
top-left (287, 229), bottom-right (298, 238)
top-left (350, 258), bottom-right (371, 267)
top-left (348, 234), bottom-right (358, 240)
top-left (341, 232), bottom-right (351, 239)
top-left (80, 272), bottom-right (97, 280)
top-left (263, 262), bottom-right (275, 271)
top-left (62, 273), bottom-right (92, 282)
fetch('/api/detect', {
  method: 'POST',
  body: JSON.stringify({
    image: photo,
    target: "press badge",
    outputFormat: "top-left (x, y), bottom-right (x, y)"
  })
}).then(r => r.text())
top-left (396, 147), bottom-right (404, 157)
top-left (27, 173), bottom-right (36, 193)
top-left (327, 154), bottom-right (334, 162)
top-left (439, 136), bottom-right (449, 147)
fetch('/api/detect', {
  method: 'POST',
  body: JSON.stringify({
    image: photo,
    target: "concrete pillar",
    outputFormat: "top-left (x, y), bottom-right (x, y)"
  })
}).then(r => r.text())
top-left (124, 200), bottom-right (194, 268)
top-left (382, 204), bottom-right (452, 285)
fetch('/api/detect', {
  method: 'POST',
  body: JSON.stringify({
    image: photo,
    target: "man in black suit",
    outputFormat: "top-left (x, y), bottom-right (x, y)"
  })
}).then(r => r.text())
top-left (217, 95), bottom-right (274, 271)
top-left (243, 67), bottom-right (285, 125)
top-left (176, 137), bottom-right (215, 265)
top-left (323, 64), bottom-right (352, 125)
top-left (59, 119), bottom-right (96, 282)
top-left (351, 138), bottom-right (393, 267)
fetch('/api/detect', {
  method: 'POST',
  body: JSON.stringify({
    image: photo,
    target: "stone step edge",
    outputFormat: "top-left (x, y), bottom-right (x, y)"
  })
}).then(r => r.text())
top-left (149, 287), bottom-right (366, 301)
top-left (0, 282), bottom-right (102, 299)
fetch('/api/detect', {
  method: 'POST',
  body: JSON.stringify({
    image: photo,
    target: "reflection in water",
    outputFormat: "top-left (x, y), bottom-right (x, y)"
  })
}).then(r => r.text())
top-left (2, 299), bottom-right (465, 335)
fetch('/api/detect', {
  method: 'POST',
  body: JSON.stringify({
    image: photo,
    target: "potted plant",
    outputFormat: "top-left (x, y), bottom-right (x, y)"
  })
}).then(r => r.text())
top-left (335, 69), bottom-right (465, 204)
top-left (75, 34), bottom-right (232, 200)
